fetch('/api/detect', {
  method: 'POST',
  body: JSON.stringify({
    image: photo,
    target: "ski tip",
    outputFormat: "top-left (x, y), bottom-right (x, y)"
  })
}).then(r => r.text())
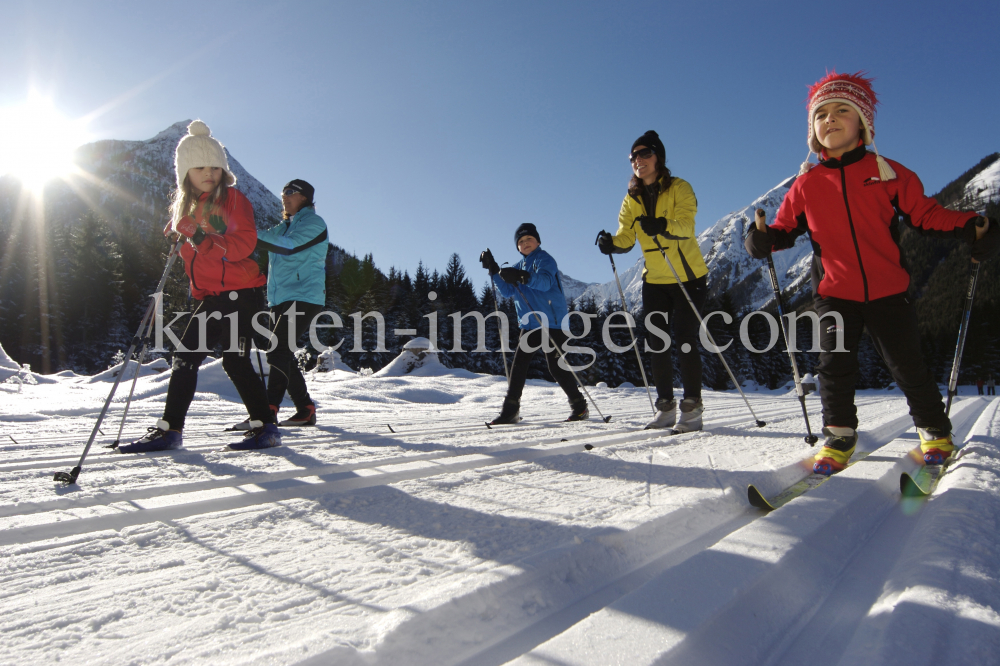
top-left (756, 420), bottom-right (767, 428)
top-left (584, 444), bottom-right (594, 450)
top-left (747, 485), bottom-right (774, 510)
top-left (900, 472), bottom-right (930, 498)
top-left (485, 422), bottom-right (492, 429)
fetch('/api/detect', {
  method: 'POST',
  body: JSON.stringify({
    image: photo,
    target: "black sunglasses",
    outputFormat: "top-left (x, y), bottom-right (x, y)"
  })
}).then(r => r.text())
top-left (282, 187), bottom-right (301, 196)
top-left (629, 147), bottom-right (655, 163)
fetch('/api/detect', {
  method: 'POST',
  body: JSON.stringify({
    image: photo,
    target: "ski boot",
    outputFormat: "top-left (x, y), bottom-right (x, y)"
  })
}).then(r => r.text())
top-left (673, 398), bottom-right (704, 433)
top-left (490, 399), bottom-right (521, 425)
top-left (918, 427), bottom-right (954, 465)
top-left (231, 405), bottom-right (279, 431)
top-left (566, 399), bottom-right (589, 422)
top-left (280, 403), bottom-right (316, 427)
top-left (117, 420), bottom-right (183, 453)
top-left (813, 427), bottom-right (857, 475)
top-left (229, 422), bottom-right (282, 450)
top-left (644, 398), bottom-right (677, 430)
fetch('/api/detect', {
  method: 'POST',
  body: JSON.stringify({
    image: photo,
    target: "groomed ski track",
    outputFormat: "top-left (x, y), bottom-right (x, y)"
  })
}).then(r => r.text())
top-left (1, 369), bottom-right (998, 665)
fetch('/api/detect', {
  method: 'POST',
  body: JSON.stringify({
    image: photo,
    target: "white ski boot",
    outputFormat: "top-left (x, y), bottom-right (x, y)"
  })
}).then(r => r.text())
top-left (673, 398), bottom-right (704, 433)
top-left (645, 398), bottom-right (677, 430)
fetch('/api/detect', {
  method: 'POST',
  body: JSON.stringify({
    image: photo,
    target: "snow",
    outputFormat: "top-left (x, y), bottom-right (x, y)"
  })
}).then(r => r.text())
top-left (1, 349), bottom-right (999, 665)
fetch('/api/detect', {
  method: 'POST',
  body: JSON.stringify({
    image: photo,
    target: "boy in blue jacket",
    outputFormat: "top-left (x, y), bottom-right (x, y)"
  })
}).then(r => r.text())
top-left (480, 223), bottom-right (588, 424)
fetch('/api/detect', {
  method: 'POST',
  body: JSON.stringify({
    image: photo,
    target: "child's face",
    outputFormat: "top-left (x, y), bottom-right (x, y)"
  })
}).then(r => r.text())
top-left (517, 235), bottom-right (539, 255)
top-left (187, 167), bottom-right (223, 195)
top-left (813, 103), bottom-right (863, 158)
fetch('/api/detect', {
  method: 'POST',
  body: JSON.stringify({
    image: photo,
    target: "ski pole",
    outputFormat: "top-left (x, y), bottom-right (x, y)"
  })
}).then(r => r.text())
top-left (54, 237), bottom-right (184, 484)
top-left (487, 269), bottom-right (512, 384)
top-left (595, 231), bottom-right (655, 415)
top-left (945, 223), bottom-right (985, 416)
top-left (512, 284), bottom-right (612, 423)
top-left (108, 307), bottom-right (160, 449)
top-left (648, 234), bottom-right (766, 428)
top-left (746, 210), bottom-right (817, 444)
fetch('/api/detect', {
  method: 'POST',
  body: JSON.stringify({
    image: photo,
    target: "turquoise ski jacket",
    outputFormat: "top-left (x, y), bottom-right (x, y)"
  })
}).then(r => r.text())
top-left (256, 206), bottom-right (328, 307)
top-left (492, 246), bottom-right (568, 331)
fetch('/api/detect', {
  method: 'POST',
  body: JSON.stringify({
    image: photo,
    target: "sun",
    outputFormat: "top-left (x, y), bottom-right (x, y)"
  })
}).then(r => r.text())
top-left (0, 93), bottom-right (90, 194)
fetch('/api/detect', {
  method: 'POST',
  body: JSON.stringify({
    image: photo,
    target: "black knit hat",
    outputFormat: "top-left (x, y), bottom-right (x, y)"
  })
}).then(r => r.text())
top-left (631, 130), bottom-right (666, 165)
top-left (514, 222), bottom-right (540, 247)
top-left (283, 179), bottom-right (315, 205)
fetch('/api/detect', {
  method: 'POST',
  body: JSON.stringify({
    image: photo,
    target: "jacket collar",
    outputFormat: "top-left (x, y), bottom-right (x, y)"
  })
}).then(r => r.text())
top-left (819, 142), bottom-right (867, 169)
top-left (289, 206), bottom-right (314, 223)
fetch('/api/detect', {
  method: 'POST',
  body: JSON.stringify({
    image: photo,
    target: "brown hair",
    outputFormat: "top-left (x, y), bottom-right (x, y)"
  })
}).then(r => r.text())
top-left (170, 171), bottom-right (232, 226)
top-left (627, 160), bottom-right (672, 198)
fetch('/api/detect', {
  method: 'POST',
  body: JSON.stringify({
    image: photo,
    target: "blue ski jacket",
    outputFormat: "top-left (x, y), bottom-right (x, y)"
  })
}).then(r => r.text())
top-left (492, 246), bottom-right (568, 331)
top-left (256, 206), bottom-right (328, 307)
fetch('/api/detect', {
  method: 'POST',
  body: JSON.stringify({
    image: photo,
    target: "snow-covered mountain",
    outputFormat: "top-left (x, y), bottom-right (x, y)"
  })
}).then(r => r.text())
top-left (557, 271), bottom-right (598, 305)
top-left (574, 176), bottom-right (812, 315)
top-left (962, 156), bottom-right (1000, 210)
top-left (68, 120), bottom-right (282, 230)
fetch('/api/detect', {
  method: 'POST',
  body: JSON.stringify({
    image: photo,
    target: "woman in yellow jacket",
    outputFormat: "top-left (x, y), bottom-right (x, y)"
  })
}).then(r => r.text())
top-left (598, 130), bottom-right (709, 431)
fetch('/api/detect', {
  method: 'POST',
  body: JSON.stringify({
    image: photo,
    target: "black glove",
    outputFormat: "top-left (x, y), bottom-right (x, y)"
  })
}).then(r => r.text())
top-left (499, 267), bottom-right (530, 285)
top-left (480, 249), bottom-right (500, 275)
top-left (972, 217), bottom-right (1000, 263)
top-left (596, 230), bottom-right (615, 255)
top-left (636, 215), bottom-right (668, 237)
top-left (744, 227), bottom-right (774, 258)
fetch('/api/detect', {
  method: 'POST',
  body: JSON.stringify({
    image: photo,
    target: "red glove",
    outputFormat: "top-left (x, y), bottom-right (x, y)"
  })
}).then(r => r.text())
top-left (174, 217), bottom-right (207, 245)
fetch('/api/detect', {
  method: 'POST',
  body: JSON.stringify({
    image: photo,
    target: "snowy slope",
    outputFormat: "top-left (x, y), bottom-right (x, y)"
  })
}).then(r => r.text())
top-left (962, 156), bottom-right (1000, 209)
top-left (1, 341), bottom-right (999, 665)
top-left (574, 176), bottom-right (812, 314)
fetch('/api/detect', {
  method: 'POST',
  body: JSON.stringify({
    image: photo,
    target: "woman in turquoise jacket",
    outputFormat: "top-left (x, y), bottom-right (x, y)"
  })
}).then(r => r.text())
top-left (251, 179), bottom-right (328, 427)
top-left (480, 223), bottom-right (586, 424)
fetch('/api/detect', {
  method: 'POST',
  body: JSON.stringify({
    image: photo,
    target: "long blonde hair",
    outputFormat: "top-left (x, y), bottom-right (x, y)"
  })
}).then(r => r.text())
top-left (170, 170), bottom-right (235, 227)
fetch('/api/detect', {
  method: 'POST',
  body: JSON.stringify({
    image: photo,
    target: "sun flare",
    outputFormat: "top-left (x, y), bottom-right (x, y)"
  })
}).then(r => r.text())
top-left (0, 94), bottom-right (90, 193)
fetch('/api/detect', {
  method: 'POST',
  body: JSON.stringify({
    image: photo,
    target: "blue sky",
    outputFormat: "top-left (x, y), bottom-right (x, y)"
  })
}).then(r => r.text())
top-left (3, 0), bottom-right (998, 285)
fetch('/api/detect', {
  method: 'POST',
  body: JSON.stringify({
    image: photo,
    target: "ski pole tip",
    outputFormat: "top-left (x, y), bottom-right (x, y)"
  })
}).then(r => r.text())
top-left (805, 435), bottom-right (819, 445)
top-left (584, 444), bottom-right (594, 450)
top-left (756, 420), bottom-right (767, 428)
top-left (603, 416), bottom-right (612, 423)
top-left (53, 466), bottom-right (80, 484)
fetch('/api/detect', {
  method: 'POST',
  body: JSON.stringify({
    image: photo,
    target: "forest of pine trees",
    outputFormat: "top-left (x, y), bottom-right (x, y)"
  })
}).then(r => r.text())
top-left (0, 154), bottom-right (997, 392)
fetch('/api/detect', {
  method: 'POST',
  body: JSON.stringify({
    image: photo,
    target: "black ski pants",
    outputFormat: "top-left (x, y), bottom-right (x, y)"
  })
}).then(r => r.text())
top-left (505, 327), bottom-right (584, 406)
top-left (815, 292), bottom-right (950, 432)
top-left (163, 287), bottom-right (274, 430)
top-left (642, 276), bottom-right (706, 403)
top-left (265, 300), bottom-right (323, 410)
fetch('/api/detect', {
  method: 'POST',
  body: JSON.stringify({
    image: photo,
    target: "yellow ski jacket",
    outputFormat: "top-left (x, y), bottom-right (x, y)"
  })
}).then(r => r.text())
top-left (609, 176), bottom-right (708, 284)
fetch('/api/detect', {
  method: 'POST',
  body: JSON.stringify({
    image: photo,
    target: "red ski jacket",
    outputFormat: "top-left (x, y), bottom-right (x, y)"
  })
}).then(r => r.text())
top-left (769, 144), bottom-right (979, 302)
top-left (178, 188), bottom-right (266, 300)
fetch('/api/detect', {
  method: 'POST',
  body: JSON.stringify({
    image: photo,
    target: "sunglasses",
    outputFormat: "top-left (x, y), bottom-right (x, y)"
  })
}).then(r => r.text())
top-left (282, 187), bottom-right (301, 196)
top-left (629, 147), bottom-right (655, 163)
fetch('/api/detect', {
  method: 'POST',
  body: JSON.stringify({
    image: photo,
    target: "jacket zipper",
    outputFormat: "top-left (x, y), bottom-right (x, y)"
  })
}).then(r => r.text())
top-left (221, 262), bottom-right (226, 289)
top-left (839, 166), bottom-right (869, 302)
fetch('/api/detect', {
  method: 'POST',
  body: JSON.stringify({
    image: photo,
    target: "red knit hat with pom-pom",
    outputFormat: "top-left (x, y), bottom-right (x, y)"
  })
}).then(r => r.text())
top-left (801, 70), bottom-right (895, 180)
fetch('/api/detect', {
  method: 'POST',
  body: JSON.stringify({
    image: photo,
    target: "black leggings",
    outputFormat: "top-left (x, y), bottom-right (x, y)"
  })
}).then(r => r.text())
top-left (505, 328), bottom-right (584, 405)
top-left (642, 277), bottom-right (706, 402)
top-left (816, 292), bottom-right (949, 431)
top-left (265, 300), bottom-right (323, 409)
top-left (163, 287), bottom-right (274, 430)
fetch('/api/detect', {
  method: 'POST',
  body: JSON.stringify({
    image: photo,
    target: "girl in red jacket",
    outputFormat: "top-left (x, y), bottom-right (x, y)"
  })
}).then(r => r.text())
top-left (746, 72), bottom-right (998, 474)
top-left (119, 121), bottom-right (280, 452)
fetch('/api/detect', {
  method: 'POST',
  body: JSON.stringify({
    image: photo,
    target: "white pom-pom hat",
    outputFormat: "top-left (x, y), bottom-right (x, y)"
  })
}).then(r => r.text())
top-left (174, 120), bottom-right (236, 189)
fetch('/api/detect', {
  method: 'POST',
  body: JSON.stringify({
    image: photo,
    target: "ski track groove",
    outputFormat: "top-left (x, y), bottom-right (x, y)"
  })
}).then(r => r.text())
top-left (3, 385), bottom-right (979, 666)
